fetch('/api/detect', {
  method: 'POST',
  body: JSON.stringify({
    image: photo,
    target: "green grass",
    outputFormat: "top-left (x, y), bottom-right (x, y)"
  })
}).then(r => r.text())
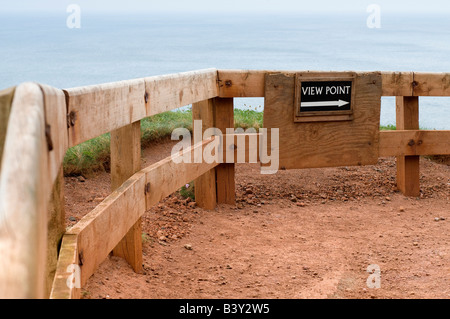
top-left (63, 108), bottom-right (401, 176)
top-left (234, 109), bottom-right (264, 131)
top-left (179, 181), bottom-right (195, 200)
top-left (63, 133), bottom-right (111, 176)
top-left (380, 124), bottom-right (396, 130)
top-left (141, 109), bottom-right (193, 147)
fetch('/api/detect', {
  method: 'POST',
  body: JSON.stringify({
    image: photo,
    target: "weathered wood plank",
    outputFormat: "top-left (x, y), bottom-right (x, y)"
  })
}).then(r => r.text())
top-left (46, 168), bottom-right (66, 298)
top-left (379, 130), bottom-right (450, 156)
top-left (413, 72), bottom-right (450, 96)
top-left (39, 84), bottom-right (69, 183)
top-left (49, 234), bottom-right (80, 299)
top-left (0, 82), bottom-right (68, 298)
top-left (218, 70), bottom-right (266, 98)
top-left (0, 83), bottom-right (49, 298)
top-left (65, 69), bottom-right (218, 147)
top-left (396, 96), bottom-right (419, 130)
top-left (144, 138), bottom-right (220, 210)
top-left (381, 72), bottom-right (413, 96)
top-left (145, 68), bottom-right (218, 116)
top-left (192, 99), bottom-right (217, 210)
top-left (218, 70), bottom-right (426, 97)
top-left (110, 121), bottom-right (143, 273)
top-left (65, 78), bottom-right (147, 148)
top-left (396, 96), bottom-right (420, 197)
top-left (218, 70), bottom-right (353, 98)
top-left (67, 171), bottom-right (146, 286)
top-left (0, 87), bottom-right (15, 167)
top-left (110, 122), bottom-right (142, 190)
top-left (214, 98), bottom-right (235, 205)
top-left (222, 133), bottom-right (261, 164)
top-left (264, 72), bottom-right (381, 170)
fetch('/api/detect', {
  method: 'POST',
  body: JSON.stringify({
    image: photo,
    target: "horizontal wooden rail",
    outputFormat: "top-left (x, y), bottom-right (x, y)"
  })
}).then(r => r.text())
top-left (381, 72), bottom-right (450, 96)
top-left (217, 70), bottom-right (450, 98)
top-left (379, 130), bottom-right (450, 157)
top-left (65, 68), bottom-right (219, 147)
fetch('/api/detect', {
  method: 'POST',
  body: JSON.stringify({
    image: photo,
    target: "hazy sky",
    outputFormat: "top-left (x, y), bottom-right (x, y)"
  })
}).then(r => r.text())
top-left (2, 0), bottom-right (450, 14)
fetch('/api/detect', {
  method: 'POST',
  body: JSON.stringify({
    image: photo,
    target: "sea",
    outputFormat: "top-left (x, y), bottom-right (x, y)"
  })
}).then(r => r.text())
top-left (0, 11), bottom-right (449, 129)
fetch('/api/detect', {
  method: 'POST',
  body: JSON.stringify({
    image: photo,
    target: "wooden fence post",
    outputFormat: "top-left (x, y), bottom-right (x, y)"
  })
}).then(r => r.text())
top-left (110, 121), bottom-right (143, 273)
top-left (396, 96), bottom-right (420, 197)
top-left (214, 98), bottom-right (235, 205)
top-left (192, 99), bottom-right (217, 210)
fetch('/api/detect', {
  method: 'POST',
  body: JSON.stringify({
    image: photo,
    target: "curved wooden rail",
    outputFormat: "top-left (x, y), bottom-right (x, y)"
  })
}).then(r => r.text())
top-left (0, 83), bottom-right (67, 298)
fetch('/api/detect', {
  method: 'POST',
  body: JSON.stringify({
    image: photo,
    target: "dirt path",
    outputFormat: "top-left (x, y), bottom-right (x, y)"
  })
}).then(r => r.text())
top-left (64, 139), bottom-right (450, 299)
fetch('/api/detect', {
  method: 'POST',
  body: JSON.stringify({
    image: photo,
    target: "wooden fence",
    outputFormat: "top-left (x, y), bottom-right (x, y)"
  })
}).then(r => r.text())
top-left (0, 69), bottom-right (449, 298)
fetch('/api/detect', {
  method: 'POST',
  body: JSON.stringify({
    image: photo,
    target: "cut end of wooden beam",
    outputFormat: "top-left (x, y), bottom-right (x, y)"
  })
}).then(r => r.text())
top-left (49, 234), bottom-right (80, 299)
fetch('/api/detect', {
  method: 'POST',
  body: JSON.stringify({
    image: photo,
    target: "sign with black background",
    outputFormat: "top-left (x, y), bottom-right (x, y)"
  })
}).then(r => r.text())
top-left (299, 81), bottom-right (352, 112)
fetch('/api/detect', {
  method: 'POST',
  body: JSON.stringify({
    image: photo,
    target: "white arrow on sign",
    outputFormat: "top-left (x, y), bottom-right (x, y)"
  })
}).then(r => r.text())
top-left (301, 100), bottom-right (350, 108)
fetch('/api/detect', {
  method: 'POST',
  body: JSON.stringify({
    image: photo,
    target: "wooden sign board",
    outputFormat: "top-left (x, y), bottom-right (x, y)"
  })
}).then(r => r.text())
top-left (295, 75), bottom-right (355, 122)
top-left (263, 71), bottom-right (381, 169)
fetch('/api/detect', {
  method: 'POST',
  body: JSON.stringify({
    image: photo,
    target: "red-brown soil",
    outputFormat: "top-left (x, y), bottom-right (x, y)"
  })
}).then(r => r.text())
top-left (64, 139), bottom-right (449, 299)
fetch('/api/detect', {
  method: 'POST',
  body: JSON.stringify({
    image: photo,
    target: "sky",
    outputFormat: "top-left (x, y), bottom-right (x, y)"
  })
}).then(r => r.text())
top-left (1, 0), bottom-right (450, 14)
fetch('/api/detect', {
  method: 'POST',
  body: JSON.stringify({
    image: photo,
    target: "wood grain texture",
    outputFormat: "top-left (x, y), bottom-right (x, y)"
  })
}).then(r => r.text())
top-left (381, 72), bottom-right (413, 96)
top-left (49, 234), bottom-right (80, 299)
top-left (222, 133), bottom-right (260, 164)
top-left (68, 172), bottom-right (146, 286)
top-left (218, 70), bottom-right (423, 98)
top-left (65, 78), bottom-right (146, 147)
top-left (192, 99), bottom-right (217, 210)
top-left (0, 83), bottom-right (49, 298)
top-left (38, 84), bottom-right (69, 183)
top-left (379, 130), bottom-right (450, 156)
top-left (396, 96), bottom-right (419, 130)
top-left (46, 168), bottom-right (66, 298)
top-left (214, 98), bottom-right (235, 205)
top-left (413, 72), bottom-right (450, 96)
top-left (144, 138), bottom-right (220, 210)
top-left (396, 96), bottom-right (420, 197)
top-left (65, 69), bottom-right (218, 147)
top-left (263, 72), bottom-right (381, 169)
top-left (0, 83), bottom-right (68, 298)
top-left (110, 121), bottom-right (143, 273)
top-left (145, 68), bottom-right (218, 116)
top-left (218, 70), bottom-right (266, 97)
top-left (0, 87), bottom-right (15, 167)
top-left (217, 70), bottom-right (352, 98)
top-left (110, 122), bottom-right (142, 190)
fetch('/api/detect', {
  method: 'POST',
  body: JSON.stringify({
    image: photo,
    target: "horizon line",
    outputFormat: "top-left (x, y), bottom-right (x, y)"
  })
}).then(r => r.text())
top-left (1, 8), bottom-right (450, 15)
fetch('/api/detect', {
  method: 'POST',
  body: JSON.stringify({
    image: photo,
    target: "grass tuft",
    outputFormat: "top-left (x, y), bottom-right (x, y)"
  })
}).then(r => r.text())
top-left (380, 124), bottom-right (396, 130)
top-left (63, 133), bottom-right (111, 176)
top-left (141, 109), bottom-right (193, 146)
top-left (179, 181), bottom-right (195, 200)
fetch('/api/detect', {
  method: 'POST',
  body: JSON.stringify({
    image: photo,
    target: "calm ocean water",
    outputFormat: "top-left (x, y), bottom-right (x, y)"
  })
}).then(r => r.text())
top-left (0, 12), bottom-right (449, 129)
